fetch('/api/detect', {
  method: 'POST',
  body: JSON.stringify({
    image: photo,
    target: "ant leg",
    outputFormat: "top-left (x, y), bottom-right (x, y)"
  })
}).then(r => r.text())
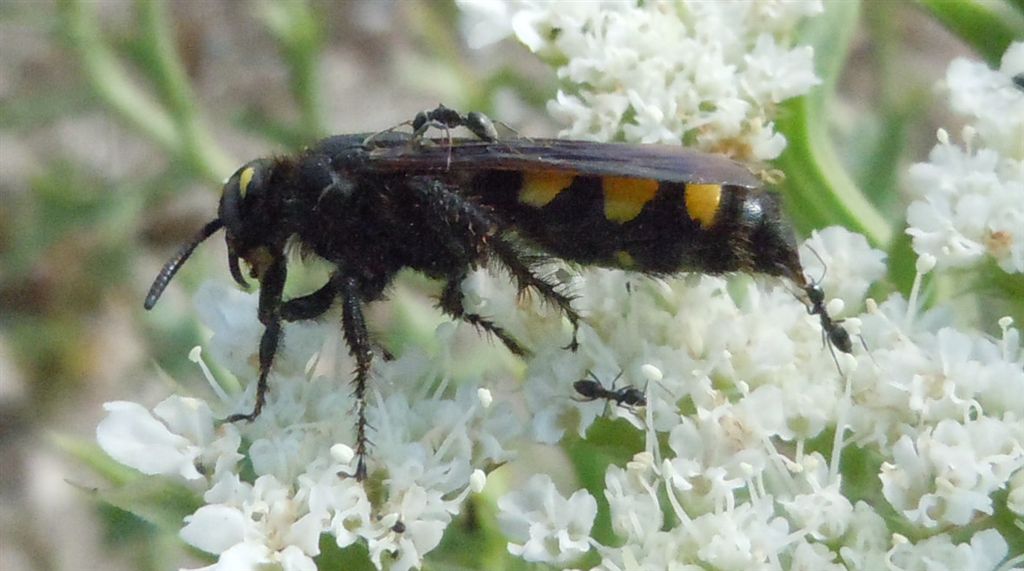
top-left (338, 276), bottom-right (374, 481)
top-left (438, 273), bottom-right (528, 357)
top-left (489, 237), bottom-right (582, 351)
top-left (226, 254), bottom-right (287, 423)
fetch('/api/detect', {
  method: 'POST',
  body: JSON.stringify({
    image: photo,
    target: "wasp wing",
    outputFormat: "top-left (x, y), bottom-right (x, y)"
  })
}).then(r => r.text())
top-left (360, 137), bottom-right (762, 188)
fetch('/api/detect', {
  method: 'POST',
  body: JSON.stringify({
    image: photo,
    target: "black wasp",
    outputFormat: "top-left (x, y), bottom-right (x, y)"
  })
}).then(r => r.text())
top-left (145, 105), bottom-right (852, 479)
top-left (573, 372), bottom-right (646, 409)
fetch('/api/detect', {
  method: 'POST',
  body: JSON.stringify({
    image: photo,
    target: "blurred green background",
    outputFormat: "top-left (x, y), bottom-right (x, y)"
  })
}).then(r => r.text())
top-left (0, 1), bottom-right (1018, 569)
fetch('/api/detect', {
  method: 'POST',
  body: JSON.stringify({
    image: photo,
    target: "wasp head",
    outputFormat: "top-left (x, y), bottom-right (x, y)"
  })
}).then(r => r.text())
top-left (218, 159), bottom-right (281, 288)
top-left (143, 159), bottom-right (280, 311)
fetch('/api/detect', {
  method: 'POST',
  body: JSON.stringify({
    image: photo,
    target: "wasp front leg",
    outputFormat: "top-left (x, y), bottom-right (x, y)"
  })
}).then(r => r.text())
top-left (226, 253), bottom-right (287, 423)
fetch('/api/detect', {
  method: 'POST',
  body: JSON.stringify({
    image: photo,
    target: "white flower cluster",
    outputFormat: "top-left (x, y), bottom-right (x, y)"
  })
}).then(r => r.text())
top-left (906, 41), bottom-right (1024, 273)
top-left (100, 223), bottom-right (1022, 569)
top-left (487, 227), bottom-right (1022, 570)
top-left (458, 0), bottom-right (822, 162)
top-left (98, 283), bottom-right (518, 571)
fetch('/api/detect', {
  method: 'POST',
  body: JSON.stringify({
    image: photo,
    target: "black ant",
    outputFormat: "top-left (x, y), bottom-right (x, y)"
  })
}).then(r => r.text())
top-left (799, 246), bottom-right (854, 356)
top-left (573, 371), bottom-right (646, 409)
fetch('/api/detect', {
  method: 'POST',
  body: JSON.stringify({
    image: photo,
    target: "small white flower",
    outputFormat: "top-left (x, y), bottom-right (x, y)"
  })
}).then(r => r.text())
top-left (678, 501), bottom-right (792, 570)
top-left (497, 474), bottom-right (597, 564)
top-left (181, 474), bottom-right (323, 571)
top-left (945, 41), bottom-right (1024, 159)
top-left (837, 502), bottom-right (891, 570)
top-left (886, 528), bottom-right (1008, 571)
top-left (780, 455), bottom-right (853, 541)
top-left (906, 42), bottom-right (1024, 273)
top-left (97, 396), bottom-right (239, 481)
top-left (789, 540), bottom-right (847, 571)
top-left (880, 418), bottom-right (1024, 528)
top-left (367, 485), bottom-right (447, 571)
top-left (604, 461), bottom-right (663, 542)
top-left (1008, 468), bottom-right (1024, 516)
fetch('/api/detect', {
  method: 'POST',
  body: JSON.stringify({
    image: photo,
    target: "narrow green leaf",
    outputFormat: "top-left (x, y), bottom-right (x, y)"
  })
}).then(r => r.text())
top-left (919, 0), bottom-right (1024, 66)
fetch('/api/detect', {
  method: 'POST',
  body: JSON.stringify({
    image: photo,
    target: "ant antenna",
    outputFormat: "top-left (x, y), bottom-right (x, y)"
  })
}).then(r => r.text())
top-left (804, 243), bottom-right (829, 285)
top-left (144, 218), bottom-right (224, 309)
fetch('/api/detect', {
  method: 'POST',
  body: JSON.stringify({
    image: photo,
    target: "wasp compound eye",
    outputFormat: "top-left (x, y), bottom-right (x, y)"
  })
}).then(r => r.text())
top-left (219, 161), bottom-right (270, 238)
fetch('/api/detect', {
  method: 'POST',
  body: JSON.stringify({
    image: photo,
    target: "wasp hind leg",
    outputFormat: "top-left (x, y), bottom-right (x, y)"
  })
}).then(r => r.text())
top-left (489, 238), bottom-right (582, 351)
top-left (407, 176), bottom-right (531, 356)
top-left (438, 274), bottom-right (529, 357)
top-left (338, 275), bottom-right (374, 481)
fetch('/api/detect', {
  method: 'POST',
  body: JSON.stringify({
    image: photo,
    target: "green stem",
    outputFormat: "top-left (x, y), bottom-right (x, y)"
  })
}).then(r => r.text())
top-left (918, 0), bottom-right (1024, 67)
top-left (260, 0), bottom-right (326, 140)
top-left (57, 0), bottom-right (233, 182)
top-left (57, 0), bottom-right (179, 150)
top-left (776, 0), bottom-right (892, 249)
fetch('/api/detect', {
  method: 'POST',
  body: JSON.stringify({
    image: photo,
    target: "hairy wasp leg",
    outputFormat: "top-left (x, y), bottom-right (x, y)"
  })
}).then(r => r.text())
top-left (407, 176), bottom-right (497, 256)
top-left (405, 176), bottom-right (528, 355)
top-left (408, 177), bottom-right (529, 356)
top-left (438, 274), bottom-right (528, 357)
top-left (281, 280), bottom-right (338, 321)
top-left (339, 276), bottom-right (373, 481)
top-left (225, 254), bottom-right (287, 423)
top-left (489, 238), bottom-right (582, 351)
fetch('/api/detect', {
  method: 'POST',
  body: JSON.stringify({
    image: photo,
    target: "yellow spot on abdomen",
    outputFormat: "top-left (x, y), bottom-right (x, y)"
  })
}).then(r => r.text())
top-left (685, 183), bottom-right (722, 229)
top-left (238, 167), bottom-right (255, 198)
top-left (602, 177), bottom-right (659, 223)
top-left (519, 171), bottom-right (575, 208)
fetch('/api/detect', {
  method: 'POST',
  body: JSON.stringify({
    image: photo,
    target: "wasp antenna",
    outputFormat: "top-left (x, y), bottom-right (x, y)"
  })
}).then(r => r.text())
top-left (144, 218), bottom-right (224, 310)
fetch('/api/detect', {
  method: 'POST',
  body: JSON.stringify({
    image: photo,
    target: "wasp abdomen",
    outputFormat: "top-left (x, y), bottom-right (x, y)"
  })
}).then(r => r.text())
top-left (468, 169), bottom-right (799, 279)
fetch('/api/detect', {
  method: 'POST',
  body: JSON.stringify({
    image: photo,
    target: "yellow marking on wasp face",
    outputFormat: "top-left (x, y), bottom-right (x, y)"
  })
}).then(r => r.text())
top-left (614, 250), bottom-right (636, 268)
top-left (685, 183), bottom-right (722, 229)
top-left (602, 177), bottom-right (659, 223)
top-left (238, 167), bottom-right (256, 198)
top-left (246, 246), bottom-right (275, 280)
top-left (519, 171), bottom-right (576, 208)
